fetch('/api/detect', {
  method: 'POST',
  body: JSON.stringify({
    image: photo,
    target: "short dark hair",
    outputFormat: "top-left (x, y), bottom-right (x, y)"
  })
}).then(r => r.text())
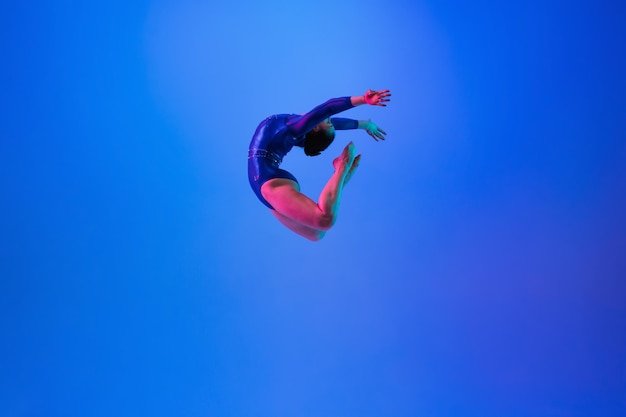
top-left (298, 129), bottom-right (336, 156)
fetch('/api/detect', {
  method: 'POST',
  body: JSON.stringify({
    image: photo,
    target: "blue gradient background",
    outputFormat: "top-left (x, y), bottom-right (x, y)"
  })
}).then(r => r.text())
top-left (2, 1), bottom-right (625, 416)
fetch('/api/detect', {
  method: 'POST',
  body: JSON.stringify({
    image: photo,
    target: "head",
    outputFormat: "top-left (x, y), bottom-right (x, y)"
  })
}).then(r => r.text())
top-left (300, 118), bottom-right (336, 156)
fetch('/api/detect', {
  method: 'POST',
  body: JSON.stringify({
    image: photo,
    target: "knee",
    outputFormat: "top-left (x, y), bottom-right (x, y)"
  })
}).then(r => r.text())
top-left (315, 213), bottom-right (336, 231)
top-left (307, 230), bottom-right (327, 242)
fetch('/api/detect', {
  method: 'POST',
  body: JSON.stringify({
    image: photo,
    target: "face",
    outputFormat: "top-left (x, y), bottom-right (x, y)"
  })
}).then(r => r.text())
top-left (316, 118), bottom-right (335, 136)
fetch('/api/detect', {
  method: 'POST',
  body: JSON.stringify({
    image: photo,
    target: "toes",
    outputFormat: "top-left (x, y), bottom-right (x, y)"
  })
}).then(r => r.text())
top-left (349, 155), bottom-right (361, 171)
top-left (344, 142), bottom-right (356, 157)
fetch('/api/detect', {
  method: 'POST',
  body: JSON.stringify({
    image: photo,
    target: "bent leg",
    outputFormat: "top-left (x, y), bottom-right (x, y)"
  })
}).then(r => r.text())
top-left (262, 142), bottom-right (357, 232)
top-left (262, 178), bottom-right (336, 231)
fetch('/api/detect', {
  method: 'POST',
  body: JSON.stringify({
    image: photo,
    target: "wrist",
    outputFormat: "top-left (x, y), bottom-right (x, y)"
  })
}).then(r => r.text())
top-left (350, 95), bottom-right (366, 106)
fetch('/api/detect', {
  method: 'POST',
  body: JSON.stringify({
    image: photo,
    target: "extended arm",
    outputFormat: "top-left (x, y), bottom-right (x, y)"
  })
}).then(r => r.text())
top-left (286, 90), bottom-right (391, 137)
top-left (286, 97), bottom-right (354, 137)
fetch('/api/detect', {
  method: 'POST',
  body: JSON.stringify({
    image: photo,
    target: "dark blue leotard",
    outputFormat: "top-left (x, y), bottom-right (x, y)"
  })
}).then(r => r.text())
top-left (248, 97), bottom-right (358, 209)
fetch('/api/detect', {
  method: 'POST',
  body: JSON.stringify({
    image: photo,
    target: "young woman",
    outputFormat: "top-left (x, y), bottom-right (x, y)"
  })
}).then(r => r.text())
top-left (248, 89), bottom-right (391, 241)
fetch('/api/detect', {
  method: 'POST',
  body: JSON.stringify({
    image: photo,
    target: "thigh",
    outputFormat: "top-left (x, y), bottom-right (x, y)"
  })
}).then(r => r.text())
top-left (261, 178), bottom-right (324, 229)
top-left (248, 158), bottom-right (298, 209)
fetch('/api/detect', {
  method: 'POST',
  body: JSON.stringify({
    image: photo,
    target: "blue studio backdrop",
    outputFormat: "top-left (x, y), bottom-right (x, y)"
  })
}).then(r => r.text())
top-left (2, 0), bottom-right (625, 416)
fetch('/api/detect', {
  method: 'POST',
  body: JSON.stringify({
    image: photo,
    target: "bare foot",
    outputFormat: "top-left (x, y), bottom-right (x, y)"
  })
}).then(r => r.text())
top-left (333, 142), bottom-right (356, 175)
top-left (344, 154), bottom-right (361, 185)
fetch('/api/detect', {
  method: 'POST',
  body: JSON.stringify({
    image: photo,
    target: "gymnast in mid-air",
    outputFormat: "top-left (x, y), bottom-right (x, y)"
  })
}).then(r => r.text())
top-left (248, 89), bottom-right (391, 241)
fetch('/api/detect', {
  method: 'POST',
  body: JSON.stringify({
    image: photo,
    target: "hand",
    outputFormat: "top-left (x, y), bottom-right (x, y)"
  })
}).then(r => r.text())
top-left (363, 89), bottom-right (391, 107)
top-left (362, 120), bottom-right (387, 141)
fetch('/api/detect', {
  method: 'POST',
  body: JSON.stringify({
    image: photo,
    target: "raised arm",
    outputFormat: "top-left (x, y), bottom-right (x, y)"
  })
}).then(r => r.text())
top-left (286, 89), bottom-right (391, 137)
top-left (286, 97), bottom-right (354, 137)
